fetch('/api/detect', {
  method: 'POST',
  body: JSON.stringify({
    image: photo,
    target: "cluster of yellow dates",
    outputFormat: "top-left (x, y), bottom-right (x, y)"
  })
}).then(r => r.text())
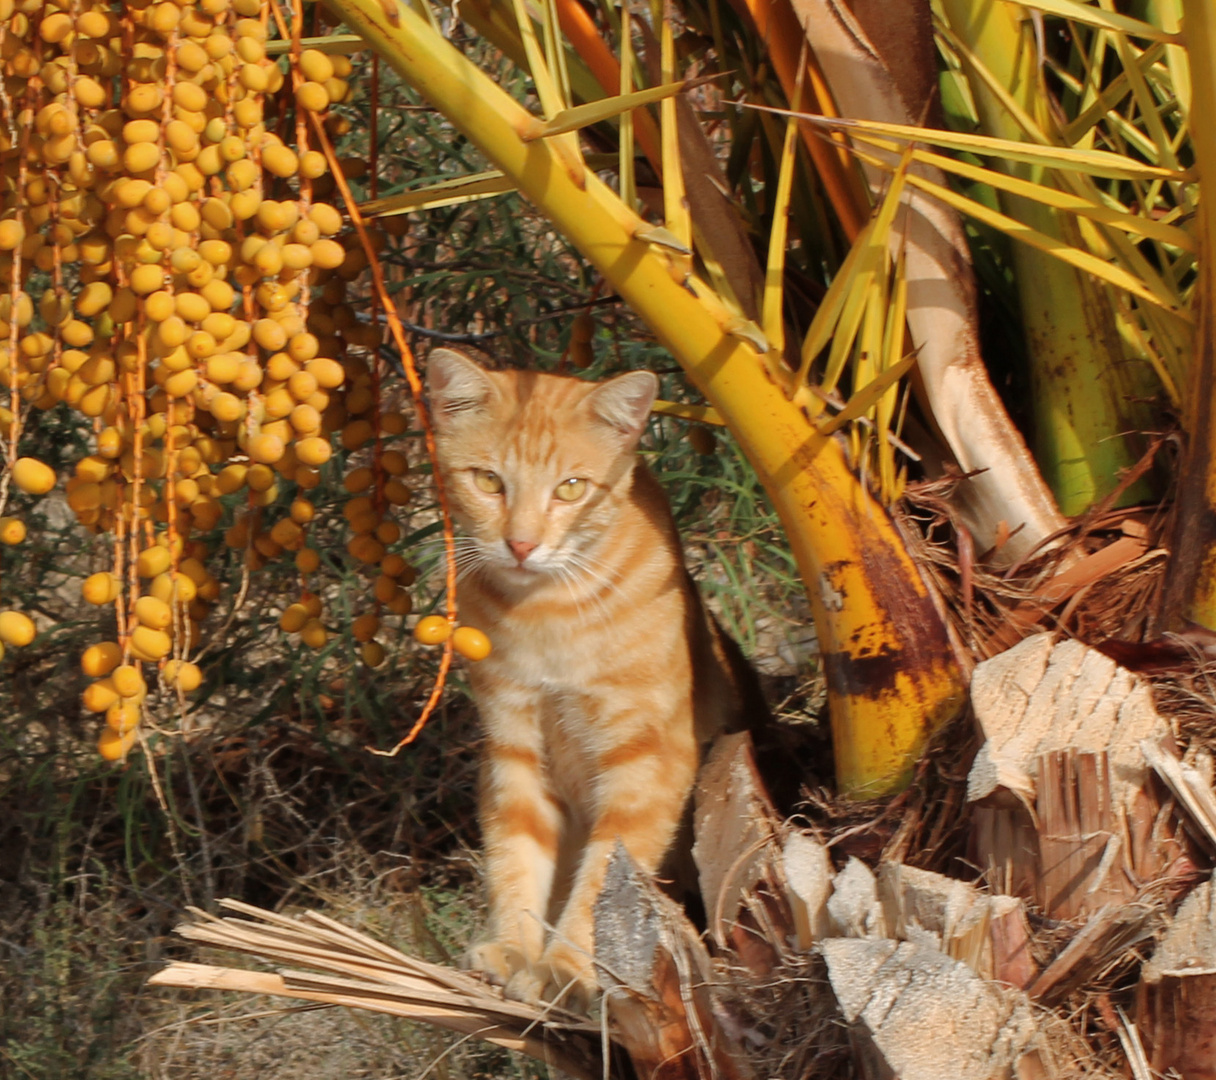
top-left (0, 0), bottom-right (426, 760)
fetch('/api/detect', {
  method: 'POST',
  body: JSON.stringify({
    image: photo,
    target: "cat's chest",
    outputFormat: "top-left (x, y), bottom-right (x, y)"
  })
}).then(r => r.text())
top-left (471, 635), bottom-right (612, 805)
top-left (459, 580), bottom-right (632, 686)
top-left (475, 617), bottom-right (609, 688)
top-left (459, 546), bottom-right (693, 713)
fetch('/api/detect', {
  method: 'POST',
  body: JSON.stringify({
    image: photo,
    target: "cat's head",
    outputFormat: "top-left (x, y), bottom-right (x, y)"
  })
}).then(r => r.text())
top-left (426, 349), bottom-right (657, 582)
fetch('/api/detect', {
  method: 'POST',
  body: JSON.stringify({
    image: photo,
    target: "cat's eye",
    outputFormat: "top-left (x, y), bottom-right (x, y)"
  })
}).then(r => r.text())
top-left (473, 470), bottom-right (504, 494)
top-left (554, 478), bottom-right (587, 502)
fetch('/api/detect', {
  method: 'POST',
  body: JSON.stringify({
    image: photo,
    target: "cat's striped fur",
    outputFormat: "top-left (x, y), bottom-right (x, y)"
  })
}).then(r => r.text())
top-left (427, 349), bottom-right (756, 1009)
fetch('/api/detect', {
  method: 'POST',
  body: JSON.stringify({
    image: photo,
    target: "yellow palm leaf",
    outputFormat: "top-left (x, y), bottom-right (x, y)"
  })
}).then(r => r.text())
top-left (523, 80), bottom-right (688, 139)
top-left (360, 172), bottom-right (516, 216)
top-left (1008, 0), bottom-right (1179, 42)
top-left (743, 105), bottom-right (1186, 181)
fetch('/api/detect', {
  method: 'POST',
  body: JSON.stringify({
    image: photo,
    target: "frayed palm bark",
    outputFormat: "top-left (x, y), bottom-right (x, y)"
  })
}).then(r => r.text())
top-left (701, 737), bottom-right (1109, 1080)
top-left (966, 635), bottom-right (1192, 919)
top-left (595, 844), bottom-right (758, 1080)
top-left (900, 478), bottom-right (1170, 659)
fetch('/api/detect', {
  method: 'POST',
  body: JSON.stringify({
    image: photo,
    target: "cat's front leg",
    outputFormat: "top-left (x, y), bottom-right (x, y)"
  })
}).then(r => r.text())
top-left (463, 689), bottom-right (562, 987)
top-left (508, 710), bottom-right (697, 1011)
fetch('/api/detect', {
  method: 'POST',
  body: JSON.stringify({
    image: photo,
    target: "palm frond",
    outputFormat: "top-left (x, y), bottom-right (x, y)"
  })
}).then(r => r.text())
top-left (148, 899), bottom-right (603, 1080)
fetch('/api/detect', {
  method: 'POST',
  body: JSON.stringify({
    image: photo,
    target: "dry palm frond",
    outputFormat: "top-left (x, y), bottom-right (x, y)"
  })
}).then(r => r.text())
top-left (148, 898), bottom-right (605, 1080)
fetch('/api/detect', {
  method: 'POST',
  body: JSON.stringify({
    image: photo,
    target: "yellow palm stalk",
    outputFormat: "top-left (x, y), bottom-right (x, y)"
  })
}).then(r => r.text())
top-left (325, 0), bottom-right (965, 794)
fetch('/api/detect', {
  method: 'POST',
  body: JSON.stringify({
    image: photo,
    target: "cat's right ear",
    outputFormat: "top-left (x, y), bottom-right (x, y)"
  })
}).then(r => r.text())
top-left (427, 349), bottom-right (498, 430)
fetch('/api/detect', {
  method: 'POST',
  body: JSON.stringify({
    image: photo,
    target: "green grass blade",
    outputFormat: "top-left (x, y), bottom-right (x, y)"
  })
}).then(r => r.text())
top-left (933, 14), bottom-right (1053, 146)
top-left (1074, 5), bottom-right (1111, 140)
top-left (1145, 0), bottom-right (1191, 117)
top-left (619, 2), bottom-right (637, 211)
top-left (817, 353), bottom-right (917, 437)
top-left (877, 247), bottom-right (908, 500)
top-left (899, 165), bottom-right (1190, 317)
top-left (264, 33), bottom-right (366, 54)
top-left (541, 0), bottom-right (572, 108)
top-left (1110, 29), bottom-right (1182, 172)
top-left (510, 0), bottom-right (566, 117)
top-left (870, 141), bottom-right (1194, 251)
top-left (794, 225), bottom-right (870, 392)
top-left (761, 50), bottom-right (805, 362)
top-left (1114, 294), bottom-right (1182, 406)
top-left (792, 151), bottom-right (914, 396)
top-left (1063, 41), bottom-right (1166, 144)
top-left (820, 152), bottom-right (913, 397)
top-left (660, 13), bottom-right (691, 260)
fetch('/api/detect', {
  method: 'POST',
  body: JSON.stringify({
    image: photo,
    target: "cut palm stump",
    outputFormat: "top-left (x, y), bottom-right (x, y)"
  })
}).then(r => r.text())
top-left (821, 937), bottom-right (1057, 1080)
top-left (595, 843), bottom-right (756, 1080)
top-left (1136, 877), bottom-right (1216, 1080)
top-left (967, 633), bottom-right (1188, 918)
top-left (877, 862), bottom-right (1037, 989)
top-left (690, 734), bottom-right (1063, 1080)
top-left (693, 732), bottom-right (795, 972)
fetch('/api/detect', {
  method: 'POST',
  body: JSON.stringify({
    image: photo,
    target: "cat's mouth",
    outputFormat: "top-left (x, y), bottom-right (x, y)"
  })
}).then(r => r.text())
top-left (506, 562), bottom-right (548, 579)
top-left (490, 557), bottom-right (544, 580)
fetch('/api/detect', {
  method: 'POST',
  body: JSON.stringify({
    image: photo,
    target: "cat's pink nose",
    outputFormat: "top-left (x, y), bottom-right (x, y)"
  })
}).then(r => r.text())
top-left (506, 539), bottom-right (538, 564)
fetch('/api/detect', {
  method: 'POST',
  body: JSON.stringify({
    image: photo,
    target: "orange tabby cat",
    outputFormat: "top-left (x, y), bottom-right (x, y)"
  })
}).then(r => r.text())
top-left (427, 348), bottom-right (756, 1010)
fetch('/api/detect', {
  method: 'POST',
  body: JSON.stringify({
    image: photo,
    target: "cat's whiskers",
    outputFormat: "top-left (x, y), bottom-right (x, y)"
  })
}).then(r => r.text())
top-left (563, 550), bottom-right (617, 594)
top-left (564, 545), bottom-right (621, 586)
top-left (554, 562), bottom-right (611, 626)
top-left (453, 543), bottom-right (494, 584)
top-left (555, 554), bottom-right (614, 625)
top-left (550, 563), bottom-right (591, 623)
top-left (414, 535), bottom-right (486, 581)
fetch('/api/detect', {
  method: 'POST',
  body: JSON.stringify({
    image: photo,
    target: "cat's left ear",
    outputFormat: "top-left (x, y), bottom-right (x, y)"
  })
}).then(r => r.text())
top-left (586, 370), bottom-right (659, 444)
top-left (427, 348), bottom-right (499, 431)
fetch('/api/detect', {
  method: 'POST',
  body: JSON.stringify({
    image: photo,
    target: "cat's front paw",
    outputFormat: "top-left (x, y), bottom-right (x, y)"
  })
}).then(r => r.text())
top-left (461, 940), bottom-right (528, 986)
top-left (504, 943), bottom-right (598, 1014)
